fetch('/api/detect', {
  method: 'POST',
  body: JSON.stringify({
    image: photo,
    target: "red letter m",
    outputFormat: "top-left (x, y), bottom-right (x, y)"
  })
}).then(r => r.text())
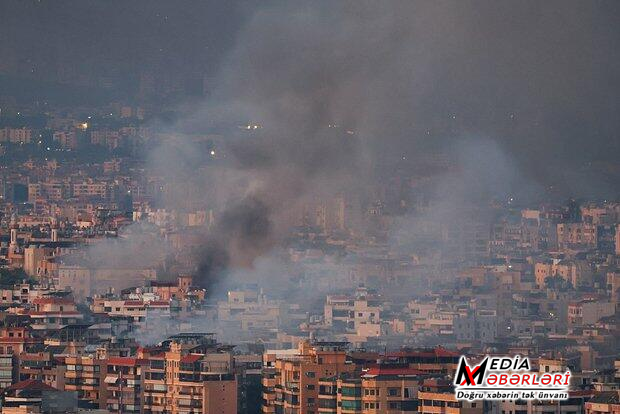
top-left (454, 357), bottom-right (488, 386)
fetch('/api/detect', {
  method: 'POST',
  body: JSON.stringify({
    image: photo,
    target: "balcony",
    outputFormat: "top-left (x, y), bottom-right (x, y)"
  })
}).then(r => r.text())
top-left (285, 382), bottom-right (300, 392)
top-left (177, 398), bottom-right (202, 408)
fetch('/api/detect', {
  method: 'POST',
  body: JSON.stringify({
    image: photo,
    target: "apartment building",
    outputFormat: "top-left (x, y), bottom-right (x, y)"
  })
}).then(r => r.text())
top-left (142, 333), bottom-right (237, 414)
top-left (17, 350), bottom-right (65, 389)
top-left (324, 287), bottom-right (382, 339)
top-left (383, 348), bottom-right (460, 374)
top-left (1, 379), bottom-right (78, 414)
top-left (556, 223), bottom-right (597, 250)
top-left (0, 326), bottom-right (39, 355)
top-left (568, 300), bottom-right (615, 327)
top-left (417, 379), bottom-right (483, 414)
top-left (316, 367), bottom-right (423, 414)
top-left (104, 356), bottom-right (147, 413)
top-left (26, 297), bottom-right (83, 333)
top-left (585, 391), bottom-right (620, 414)
top-left (0, 354), bottom-right (14, 390)
top-left (63, 356), bottom-right (107, 409)
top-left (263, 341), bottom-right (356, 414)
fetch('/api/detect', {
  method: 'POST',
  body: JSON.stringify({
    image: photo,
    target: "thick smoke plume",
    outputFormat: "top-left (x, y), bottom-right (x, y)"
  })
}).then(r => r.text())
top-left (33, 1), bottom-right (620, 296)
top-left (196, 196), bottom-right (273, 289)
top-left (163, 0), bottom-right (620, 292)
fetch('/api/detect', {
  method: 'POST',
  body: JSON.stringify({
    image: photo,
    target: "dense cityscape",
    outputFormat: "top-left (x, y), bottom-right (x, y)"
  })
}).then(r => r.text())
top-left (0, 1), bottom-right (619, 414)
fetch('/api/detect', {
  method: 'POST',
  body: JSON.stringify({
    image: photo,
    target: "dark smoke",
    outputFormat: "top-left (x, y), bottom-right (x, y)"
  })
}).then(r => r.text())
top-left (172, 0), bottom-right (620, 291)
top-left (195, 196), bottom-right (273, 290)
top-left (4, 1), bottom-right (619, 294)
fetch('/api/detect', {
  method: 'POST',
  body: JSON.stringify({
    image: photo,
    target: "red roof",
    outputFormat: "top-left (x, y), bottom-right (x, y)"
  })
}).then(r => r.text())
top-left (6, 379), bottom-right (58, 392)
top-left (180, 354), bottom-right (202, 363)
top-left (434, 347), bottom-right (460, 357)
top-left (107, 357), bottom-right (146, 367)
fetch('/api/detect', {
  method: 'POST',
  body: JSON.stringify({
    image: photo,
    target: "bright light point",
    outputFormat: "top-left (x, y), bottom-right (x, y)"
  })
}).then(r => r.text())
top-left (210, 150), bottom-right (216, 156)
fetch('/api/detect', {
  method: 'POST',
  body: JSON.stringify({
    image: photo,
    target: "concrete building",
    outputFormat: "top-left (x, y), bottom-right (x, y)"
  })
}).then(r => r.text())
top-left (585, 391), bottom-right (620, 414)
top-left (568, 300), bottom-right (615, 327)
top-left (453, 309), bottom-right (498, 345)
top-left (104, 357), bottom-right (147, 413)
top-left (262, 341), bottom-right (355, 414)
top-left (557, 223), bottom-right (597, 250)
top-left (0, 354), bottom-right (14, 390)
top-left (316, 370), bottom-right (422, 414)
top-left (62, 356), bottom-right (107, 409)
top-left (141, 333), bottom-right (237, 414)
top-left (1, 379), bottom-right (78, 414)
top-left (417, 379), bottom-right (484, 414)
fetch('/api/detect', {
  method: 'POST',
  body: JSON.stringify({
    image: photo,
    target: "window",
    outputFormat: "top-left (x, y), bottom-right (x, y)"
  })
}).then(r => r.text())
top-left (341, 400), bottom-right (361, 410)
top-left (341, 387), bottom-right (361, 397)
top-left (306, 371), bottom-right (315, 378)
top-left (388, 388), bottom-right (400, 397)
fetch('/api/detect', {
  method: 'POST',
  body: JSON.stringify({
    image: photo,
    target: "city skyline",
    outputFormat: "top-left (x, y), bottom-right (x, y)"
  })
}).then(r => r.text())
top-left (0, 1), bottom-right (618, 414)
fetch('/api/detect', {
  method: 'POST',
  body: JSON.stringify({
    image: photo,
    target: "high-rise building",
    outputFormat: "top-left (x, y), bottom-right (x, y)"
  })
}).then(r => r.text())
top-left (262, 341), bottom-right (356, 414)
top-left (317, 367), bottom-right (424, 414)
top-left (141, 333), bottom-right (237, 414)
top-left (63, 356), bottom-right (107, 409)
top-left (417, 379), bottom-right (484, 414)
top-left (104, 357), bottom-right (147, 413)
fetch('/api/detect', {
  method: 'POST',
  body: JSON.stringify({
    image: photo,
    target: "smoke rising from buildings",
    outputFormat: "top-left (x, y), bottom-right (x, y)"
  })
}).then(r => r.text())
top-left (169, 1), bottom-right (620, 291)
top-left (30, 1), bottom-right (620, 296)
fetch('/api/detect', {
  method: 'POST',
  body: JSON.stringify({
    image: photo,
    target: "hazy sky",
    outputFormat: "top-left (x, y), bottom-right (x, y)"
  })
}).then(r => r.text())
top-left (1, 0), bottom-right (619, 197)
top-left (8, 1), bottom-right (618, 295)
